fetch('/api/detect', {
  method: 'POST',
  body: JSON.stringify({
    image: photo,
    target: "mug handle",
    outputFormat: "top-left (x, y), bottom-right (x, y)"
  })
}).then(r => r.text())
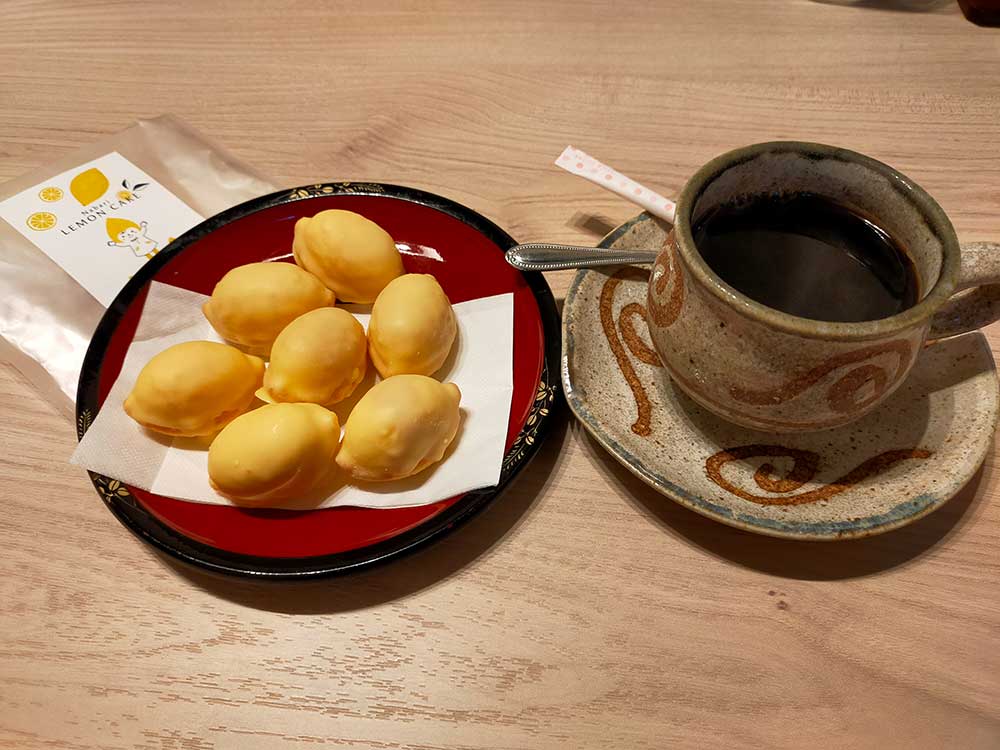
top-left (929, 242), bottom-right (1000, 339)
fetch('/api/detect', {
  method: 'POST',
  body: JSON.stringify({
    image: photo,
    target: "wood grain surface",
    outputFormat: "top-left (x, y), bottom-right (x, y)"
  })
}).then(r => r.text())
top-left (1, 1), bottom-right (999, 748)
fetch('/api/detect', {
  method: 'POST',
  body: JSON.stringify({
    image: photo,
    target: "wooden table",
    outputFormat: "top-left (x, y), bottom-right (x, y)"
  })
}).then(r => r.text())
top-left (2, 1), bottom-right (998, 747)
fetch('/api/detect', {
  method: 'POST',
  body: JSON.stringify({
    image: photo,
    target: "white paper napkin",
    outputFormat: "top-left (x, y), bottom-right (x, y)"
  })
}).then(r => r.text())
top-left (71, 281), bottom-right (514, 510)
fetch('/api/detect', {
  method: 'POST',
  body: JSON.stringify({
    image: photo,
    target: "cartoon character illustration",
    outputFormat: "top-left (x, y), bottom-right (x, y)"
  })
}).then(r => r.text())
top-left (106, 218), bottom-right (159, 259)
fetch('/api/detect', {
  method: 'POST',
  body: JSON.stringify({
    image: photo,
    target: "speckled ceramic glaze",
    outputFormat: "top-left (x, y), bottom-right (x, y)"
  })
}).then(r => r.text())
top-left (649, 141), bottom-right (1000, 432)
top-left (563, 213), bottom-right (999, 539)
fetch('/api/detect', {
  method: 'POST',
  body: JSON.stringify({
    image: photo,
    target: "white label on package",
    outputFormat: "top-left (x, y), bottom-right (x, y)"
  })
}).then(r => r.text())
top-left (0, 152), bottom-right (204, 306)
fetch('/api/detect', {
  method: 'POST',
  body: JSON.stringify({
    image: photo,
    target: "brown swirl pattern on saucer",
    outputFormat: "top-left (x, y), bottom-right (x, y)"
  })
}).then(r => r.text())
top-left (705, 445), bottom-right (932, 506)
top-left (599, 266), bottom-right (662, 436)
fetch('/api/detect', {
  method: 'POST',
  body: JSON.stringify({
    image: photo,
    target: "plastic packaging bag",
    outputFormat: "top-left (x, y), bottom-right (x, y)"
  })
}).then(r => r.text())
top-left (0, 115), bottom-right (276, 419)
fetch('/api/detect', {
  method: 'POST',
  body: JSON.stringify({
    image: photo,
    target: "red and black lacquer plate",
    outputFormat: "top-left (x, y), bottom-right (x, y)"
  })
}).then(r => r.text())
top-left (76, 183), bottom-right (560, 579)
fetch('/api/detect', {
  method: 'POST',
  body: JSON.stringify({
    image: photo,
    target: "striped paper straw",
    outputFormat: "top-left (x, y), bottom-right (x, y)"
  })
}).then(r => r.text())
top-left (555, 145), bottom-right (676, 224)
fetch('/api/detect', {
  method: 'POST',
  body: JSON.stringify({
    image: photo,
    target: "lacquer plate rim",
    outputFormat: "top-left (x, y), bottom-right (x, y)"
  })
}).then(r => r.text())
top-left (76, 182), bottom-right (561, 578)
top-left (562, 212), bottom-right (998, 541)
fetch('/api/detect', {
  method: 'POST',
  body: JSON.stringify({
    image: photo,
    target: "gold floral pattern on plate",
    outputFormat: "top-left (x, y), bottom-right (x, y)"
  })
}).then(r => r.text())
top-left (502, 362), bottom-right (557, 477)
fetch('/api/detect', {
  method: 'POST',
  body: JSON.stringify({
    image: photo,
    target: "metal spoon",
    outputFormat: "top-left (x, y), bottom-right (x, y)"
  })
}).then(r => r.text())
top-left (505, 243), bottom-right (659, 273)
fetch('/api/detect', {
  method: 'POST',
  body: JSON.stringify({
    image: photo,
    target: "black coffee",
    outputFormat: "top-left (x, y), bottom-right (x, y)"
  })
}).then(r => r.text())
top-left (692, 192), bottom-right (918, 322)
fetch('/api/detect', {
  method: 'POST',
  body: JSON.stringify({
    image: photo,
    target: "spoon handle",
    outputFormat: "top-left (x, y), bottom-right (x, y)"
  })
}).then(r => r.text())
top-left (505, 243), bottom-right (659, 272)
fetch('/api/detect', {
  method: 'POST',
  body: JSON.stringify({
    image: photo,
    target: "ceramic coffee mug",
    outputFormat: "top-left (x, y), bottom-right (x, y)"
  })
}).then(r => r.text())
top-left (647, 141), bottom-right (1000, 432)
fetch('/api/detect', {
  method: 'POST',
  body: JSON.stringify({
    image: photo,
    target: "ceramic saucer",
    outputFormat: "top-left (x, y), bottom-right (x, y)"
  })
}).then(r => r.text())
top-left (562, 213), bottom-right (999, 540)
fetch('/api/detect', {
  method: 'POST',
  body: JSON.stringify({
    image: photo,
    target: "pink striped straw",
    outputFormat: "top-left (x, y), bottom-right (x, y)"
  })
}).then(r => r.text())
top-left (555, 145), bottom-right (676, 224)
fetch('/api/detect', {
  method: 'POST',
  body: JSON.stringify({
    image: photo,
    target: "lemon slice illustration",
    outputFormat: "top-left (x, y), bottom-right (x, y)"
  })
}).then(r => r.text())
top-left (70, 168), bottom-right (109, 206)
top-left (38, 186), bottom-right (64, 202)
top-left (27, 212), bottom-right (57, 231)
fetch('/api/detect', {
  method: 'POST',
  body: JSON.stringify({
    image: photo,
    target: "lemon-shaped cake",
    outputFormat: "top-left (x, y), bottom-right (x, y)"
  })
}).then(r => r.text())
top-left (208, 403), bottom-right (340, 504)
top-left (124, 341), bottom-right (264, 436)
top-left (368, 273), bottom-right (457, 378)
top-left (202, 262), bottom-right (334, 354)
top-left (258, 307), bottom-right (367, 407)
top-left (292, 209), bottom-right (403, 303)
top-left (336, 375), bottom-right (461, 482)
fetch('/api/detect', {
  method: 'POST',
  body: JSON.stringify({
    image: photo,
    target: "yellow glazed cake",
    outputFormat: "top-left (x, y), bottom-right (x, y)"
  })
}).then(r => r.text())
top-left (123, 341), bottom-right (264, 436)
top-left (258, 307), bottom-right (367, 406)
top-left (292, 209), bottom-right (404, 303)
top-left (208, 403), bottom-right (340, 504)
top-left (368, 273), bottom-right (457, 378)
top-left (336, 375), bottom-right (462, 482)
top-left (202, 261), bottom-right (334, 353)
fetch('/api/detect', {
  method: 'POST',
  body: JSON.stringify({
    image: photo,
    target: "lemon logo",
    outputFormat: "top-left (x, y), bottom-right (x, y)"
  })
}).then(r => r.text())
top-left (27, 212), bottom-right (57, 231)
top-left (38, 186), bottom-right (64, 202)
top-left (69, 168), bottom-right (109, 206)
